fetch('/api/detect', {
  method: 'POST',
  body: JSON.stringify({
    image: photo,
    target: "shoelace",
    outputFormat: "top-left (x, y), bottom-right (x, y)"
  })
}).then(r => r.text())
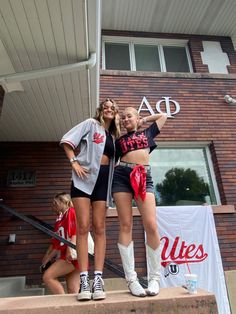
top-left (80, 275), bottom-right (90, 291)
top-left (93, 276), bottom-right (104, 291)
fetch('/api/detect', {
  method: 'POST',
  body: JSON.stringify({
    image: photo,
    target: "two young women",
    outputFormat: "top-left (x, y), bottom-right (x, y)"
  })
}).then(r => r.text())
top-left (61, 100), bottom-right (167, 300)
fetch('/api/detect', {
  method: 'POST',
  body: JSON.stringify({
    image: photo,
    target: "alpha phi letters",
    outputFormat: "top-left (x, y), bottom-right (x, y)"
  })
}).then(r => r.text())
top-left (138, 96), bottom-right (180, 118)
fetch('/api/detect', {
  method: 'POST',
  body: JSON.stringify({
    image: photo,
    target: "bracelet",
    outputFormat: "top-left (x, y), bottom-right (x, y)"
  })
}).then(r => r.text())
top-left (143, 117), bottom-right (147, 123)
top-left (69, 156), bottom-right (77, 163)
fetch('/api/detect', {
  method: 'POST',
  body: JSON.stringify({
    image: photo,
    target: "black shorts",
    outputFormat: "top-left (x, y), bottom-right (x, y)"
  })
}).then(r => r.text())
top-left (71, 165), bottom-right (109, 202)
top-left (112, 164), bottom-right (154, 195)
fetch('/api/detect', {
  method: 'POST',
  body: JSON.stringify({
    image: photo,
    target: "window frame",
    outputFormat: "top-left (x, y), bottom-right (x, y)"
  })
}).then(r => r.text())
top-left (150, 142), bottom-right (221, 206)
top-left (102, 36), bottom-right (193, 73)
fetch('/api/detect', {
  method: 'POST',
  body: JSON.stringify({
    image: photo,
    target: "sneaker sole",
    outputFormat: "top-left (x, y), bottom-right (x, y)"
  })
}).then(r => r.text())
top-left (77, 293), bottom-right (92, 301)
top-left (92, 293), bottom-right (106, 300)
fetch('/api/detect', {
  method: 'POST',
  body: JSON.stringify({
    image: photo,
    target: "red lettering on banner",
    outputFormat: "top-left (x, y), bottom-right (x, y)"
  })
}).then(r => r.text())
top-left (161, 236), bottom-right (208, 267)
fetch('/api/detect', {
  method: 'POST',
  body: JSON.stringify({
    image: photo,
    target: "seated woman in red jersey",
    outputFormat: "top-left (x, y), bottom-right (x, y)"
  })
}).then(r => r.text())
top-left (41, 192), bottom-right (80, 294)
top-left (112, 107), bottom-right (167, 297)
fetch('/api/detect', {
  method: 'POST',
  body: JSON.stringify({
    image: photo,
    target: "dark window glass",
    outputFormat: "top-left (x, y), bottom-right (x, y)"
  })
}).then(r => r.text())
top-left (134, 44), bottom-right (161, 71)
top-left (105, 43), bottom-right (130, 70)
top-left (163, 46), bottom-right (190, 72)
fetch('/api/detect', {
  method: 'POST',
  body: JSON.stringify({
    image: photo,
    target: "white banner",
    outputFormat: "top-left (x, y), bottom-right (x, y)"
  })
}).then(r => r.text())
top-left (153, 205), bottom-right (230, 314)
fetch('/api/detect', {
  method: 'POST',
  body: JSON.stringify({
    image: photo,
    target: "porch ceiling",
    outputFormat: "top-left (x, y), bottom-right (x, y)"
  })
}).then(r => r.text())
top-left (1, 0), bottom-right (236, 142)
top-left (102, 0), bottom-right (236, 48)
top-left (0, 0), bottom-right (100, 141)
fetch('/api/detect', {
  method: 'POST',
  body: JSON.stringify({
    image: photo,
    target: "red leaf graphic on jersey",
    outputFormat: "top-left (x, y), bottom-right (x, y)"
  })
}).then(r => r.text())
top-left (93, 132), bottom-right (104, 144)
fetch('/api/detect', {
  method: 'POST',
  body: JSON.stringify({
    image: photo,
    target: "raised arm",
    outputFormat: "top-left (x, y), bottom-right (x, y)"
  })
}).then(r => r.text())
top-left (140, 113), bottom-right (168, 131)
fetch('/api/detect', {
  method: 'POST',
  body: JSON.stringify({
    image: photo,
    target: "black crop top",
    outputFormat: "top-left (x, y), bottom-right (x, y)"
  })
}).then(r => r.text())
top-left (103, 131), bottom-right (114, 158)
top-left (115, 122), bottom-right (160, 161)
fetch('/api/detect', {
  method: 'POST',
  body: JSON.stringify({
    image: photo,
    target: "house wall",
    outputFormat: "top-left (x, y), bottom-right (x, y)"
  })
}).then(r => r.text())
top-left (0, 32), bottom-right (236, 285)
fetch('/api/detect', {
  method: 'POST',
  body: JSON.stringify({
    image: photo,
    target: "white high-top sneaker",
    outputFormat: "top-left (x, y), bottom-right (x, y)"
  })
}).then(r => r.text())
top-left (146, 243), bottom-right (162, 296)
top-left (118, 241), bottom-right (146, 297)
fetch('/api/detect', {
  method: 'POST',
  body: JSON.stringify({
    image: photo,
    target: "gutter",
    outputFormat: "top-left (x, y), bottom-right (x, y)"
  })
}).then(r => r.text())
top-left (0, 53), bottom-right (96, 84)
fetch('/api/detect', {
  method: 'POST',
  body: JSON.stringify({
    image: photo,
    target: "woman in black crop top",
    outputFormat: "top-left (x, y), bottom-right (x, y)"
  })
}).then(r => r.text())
top-left (112, 107), bottom-right (167, 297)
top-left (103, 130), bottom-right (114, 159)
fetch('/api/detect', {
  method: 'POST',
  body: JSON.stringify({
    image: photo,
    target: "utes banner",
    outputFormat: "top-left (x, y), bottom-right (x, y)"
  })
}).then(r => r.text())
top-left (155, 205), bottom-right (230, 314)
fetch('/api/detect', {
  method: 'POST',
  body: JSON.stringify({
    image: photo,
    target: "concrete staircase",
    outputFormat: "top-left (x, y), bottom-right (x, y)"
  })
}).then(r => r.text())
top-left (0, 277), bottom-right (44, 298)
top-left (0, 287), bottom-right (217, 314)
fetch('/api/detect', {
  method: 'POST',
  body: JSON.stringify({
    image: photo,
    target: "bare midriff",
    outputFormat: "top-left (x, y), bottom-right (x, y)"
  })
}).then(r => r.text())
top-left (100, 154), bottom-right (110, 165)
top-left (121, 149), bottom-right (149, 165)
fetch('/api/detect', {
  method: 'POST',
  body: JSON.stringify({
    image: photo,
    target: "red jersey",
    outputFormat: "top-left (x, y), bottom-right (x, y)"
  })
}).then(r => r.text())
top-left (51, 207), bottom-right (77, 259)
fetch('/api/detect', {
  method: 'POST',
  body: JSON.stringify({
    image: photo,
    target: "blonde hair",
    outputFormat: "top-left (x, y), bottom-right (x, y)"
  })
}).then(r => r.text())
top-left (124, 107), bottom-right (139, 116)
top-left (94, 98), bottom-right (121, 138)
top-left (53, 192), bottom-right (73, 209)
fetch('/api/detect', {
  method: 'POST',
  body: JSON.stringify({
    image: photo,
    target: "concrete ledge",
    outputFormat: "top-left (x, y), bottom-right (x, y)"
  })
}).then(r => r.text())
top-left (0, 287), bottom-right (217, 314)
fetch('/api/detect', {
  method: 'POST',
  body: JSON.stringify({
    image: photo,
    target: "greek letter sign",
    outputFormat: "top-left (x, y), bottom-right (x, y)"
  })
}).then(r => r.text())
top-left (138, 96), bottom-right (180, 118)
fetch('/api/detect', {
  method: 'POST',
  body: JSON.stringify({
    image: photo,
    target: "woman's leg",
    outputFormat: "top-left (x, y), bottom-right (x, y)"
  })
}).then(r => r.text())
top-left (43, 259), bottom-right (75, 294)
top-left (90, 200), bottom-right (107, 300)
top-left (113, 192), bottom-right (146, 297)
top-left (91, 200), bottom-right (107, 271)
top-left (113, 192), bottom-right (133, 245)
top-left (72, 197), bottom-right (92, 300)
top-left (72, 197), bottom-right (91, 271)
top-left (65, 268), bottom-right (80, 293)
top-left (136, 192), bottom-right (160, 249)
top-left (136, 193), bottom-right (162, 296)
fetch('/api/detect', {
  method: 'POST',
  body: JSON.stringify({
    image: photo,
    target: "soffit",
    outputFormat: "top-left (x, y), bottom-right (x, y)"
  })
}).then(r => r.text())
top-left (102, 0), bottom-right (236, 49)
top-left (0, 0), bottom-right (100, 142)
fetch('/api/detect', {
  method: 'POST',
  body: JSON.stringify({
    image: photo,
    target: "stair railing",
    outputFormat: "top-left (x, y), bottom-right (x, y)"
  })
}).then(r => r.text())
top-left (0, 201), bottom-right (147, 287)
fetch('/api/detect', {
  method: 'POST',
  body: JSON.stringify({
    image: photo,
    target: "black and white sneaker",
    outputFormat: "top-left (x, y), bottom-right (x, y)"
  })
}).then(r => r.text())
top-left (92, 275), bottom-right (106, 300)
top-left (77, 274), bottom-right (91, 301)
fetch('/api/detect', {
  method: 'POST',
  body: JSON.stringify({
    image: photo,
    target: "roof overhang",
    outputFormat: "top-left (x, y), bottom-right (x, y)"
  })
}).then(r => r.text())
top-left (0, 0), bottom-right (101, 142)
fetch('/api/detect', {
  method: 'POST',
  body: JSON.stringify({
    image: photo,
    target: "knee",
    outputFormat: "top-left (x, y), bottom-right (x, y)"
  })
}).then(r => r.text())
top-left (120, 222), bottom-right (132, 234)
top-left (145, 221), bottom-right (158, 235)
top-left (78, 224), bottom-right (90, 236)
top-left (92, 222), bottom-right (105, 236)
top-left (42, 271), bottom-right (51, 285)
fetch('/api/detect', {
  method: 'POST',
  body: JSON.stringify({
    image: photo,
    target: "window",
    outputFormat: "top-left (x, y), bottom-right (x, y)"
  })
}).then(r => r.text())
top-left (102, 37), bottom-right (192, 73)
top-left (149, 146), bottom-right (220, 206)
top-left (134, 44), bottom-right (161, 71)
top-left (105, 43), bottom-right (130, 70)
top-left (163, 46), bottom-right (190, 72)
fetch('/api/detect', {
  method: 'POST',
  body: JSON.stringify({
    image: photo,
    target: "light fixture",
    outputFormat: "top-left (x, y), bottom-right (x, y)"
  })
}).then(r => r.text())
top-left (224, 95), bottom-right (236, 104)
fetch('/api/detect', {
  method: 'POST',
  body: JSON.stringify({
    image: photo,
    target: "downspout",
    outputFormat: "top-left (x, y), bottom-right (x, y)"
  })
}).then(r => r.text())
top-left (85, 0), bottom-right (101, 117)
top-left (0, 53), bottom-right (96, 84)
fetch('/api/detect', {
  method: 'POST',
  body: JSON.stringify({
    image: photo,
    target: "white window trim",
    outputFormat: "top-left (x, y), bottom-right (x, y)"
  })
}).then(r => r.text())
top-left (102, 36), bottom-right (193, 73)
top-left (156, 142), bottom-right (221, 205)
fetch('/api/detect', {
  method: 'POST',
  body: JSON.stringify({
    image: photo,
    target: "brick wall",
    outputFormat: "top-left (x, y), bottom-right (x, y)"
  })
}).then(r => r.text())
top-left (100, 72), bottom-right (236, 274)
top-left (0, 143), bottom-right (72, 284)
top-left (102, 30), bottom-right (236, 73)
top-left (1, 72), bottom-right (236, 284)
top-left (1, 31), bottom-right (236, 285)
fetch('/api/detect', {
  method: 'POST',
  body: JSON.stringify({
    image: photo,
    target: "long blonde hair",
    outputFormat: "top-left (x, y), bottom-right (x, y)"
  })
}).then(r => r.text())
top-left (94, 98), bottom-right (121, 138)
top-left (53, 192), bottom-right (73, 209)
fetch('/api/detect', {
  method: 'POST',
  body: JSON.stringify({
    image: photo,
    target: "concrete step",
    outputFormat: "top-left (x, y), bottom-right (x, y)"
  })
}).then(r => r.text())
top-left (0, 277), bottom-right (25, 297)
top-left (0, 287), bottom-right (217, 314)
top-left (0, 277), bottom-right (45, 298)
top-left (16, 288), bottom-right (45, 297)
